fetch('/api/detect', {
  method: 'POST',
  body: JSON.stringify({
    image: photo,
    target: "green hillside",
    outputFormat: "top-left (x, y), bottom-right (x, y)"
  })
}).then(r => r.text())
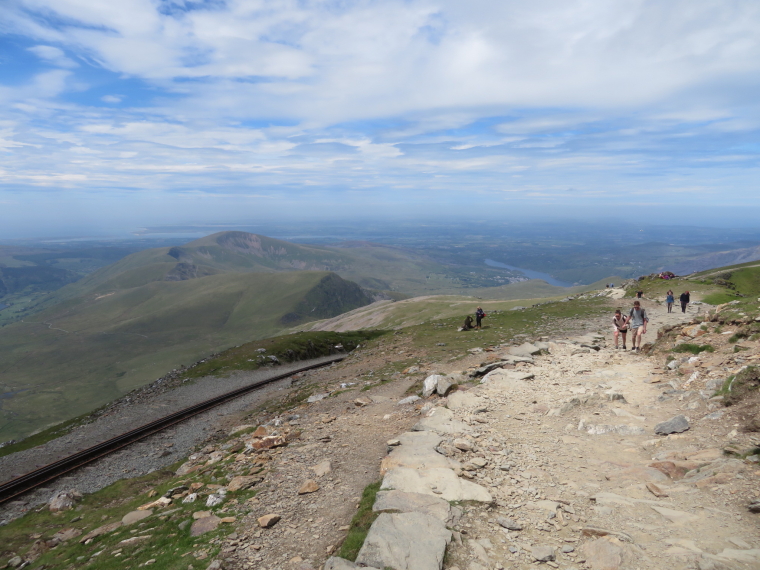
top-left (0, 230), bottom-right (622, 442)
top-left (0, 271), bottom-right (371, 441)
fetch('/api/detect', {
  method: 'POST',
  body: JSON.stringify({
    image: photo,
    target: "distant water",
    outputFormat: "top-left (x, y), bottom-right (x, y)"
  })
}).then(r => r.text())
top-left (0, 389), bottom-right (27, 410)
top-left (0, 389), bottom-right (25, 400)
top-left (0, 303), bottom-right (8, 311)
top-left (485, 259), bottom-right (573, 288)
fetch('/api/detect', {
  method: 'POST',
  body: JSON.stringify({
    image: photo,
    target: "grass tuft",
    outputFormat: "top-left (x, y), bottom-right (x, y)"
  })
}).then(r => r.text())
top-left (672, 343), bottom-right (714, 355)
top-left (702, 292), bottom-right (741, 305)
top-left (718, 366), bottom-right (760, 406)
top-left (337, 481), bottom-right (382, 561)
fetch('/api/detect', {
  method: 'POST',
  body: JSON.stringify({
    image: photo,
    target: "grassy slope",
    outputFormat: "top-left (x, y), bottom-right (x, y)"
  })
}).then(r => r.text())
top-left (0, 271), bottom-right (367, 441)
top-left (625, 265), bottom-right (760, 311)
top-left (300, 277), bottom-right (619, 333)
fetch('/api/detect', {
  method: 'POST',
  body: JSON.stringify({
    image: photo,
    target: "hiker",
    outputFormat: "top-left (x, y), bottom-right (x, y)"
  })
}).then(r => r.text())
top-left (612, 309), bottom-right (629, 349)
top-left (463, 315), bottom-right (474, 330)
top-left (666, 290), bottom-right (674, 313)
top-left (680, 291), bottom-right (690, 313)
top-left (626, 300), bottom-right (649, 352)
top-left (475, 307), bottom-right (485, 329)
top-left (636, 290), bottom-right (644, 299)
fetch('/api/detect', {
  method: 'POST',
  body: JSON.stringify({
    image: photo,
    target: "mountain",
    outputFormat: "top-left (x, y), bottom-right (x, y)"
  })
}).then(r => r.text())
top-left (43, 232), bottom-right (350, 301)
top-left (667, 244), bottom-right (760, 275)
top-left (0, 269), bottom-right (371, 441)
top-left (0, 230), bottom-right (612, 441)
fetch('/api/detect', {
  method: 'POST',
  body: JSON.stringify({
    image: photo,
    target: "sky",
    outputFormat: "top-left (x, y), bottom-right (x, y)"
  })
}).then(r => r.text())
top-left (1, 0), bottom-right (759, 237)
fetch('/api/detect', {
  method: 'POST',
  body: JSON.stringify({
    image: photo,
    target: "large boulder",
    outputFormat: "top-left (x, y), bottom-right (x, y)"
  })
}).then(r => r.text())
top-left (436, 376), bottom-right (454, 396)
top-left (356, 512), bottom-right (451, 570)
top-left (422, 375), bottom-right (443, 398)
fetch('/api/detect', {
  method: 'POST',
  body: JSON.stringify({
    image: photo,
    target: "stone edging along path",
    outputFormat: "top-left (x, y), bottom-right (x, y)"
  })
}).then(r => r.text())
top-left (322, 338), bottom-right (577, 570)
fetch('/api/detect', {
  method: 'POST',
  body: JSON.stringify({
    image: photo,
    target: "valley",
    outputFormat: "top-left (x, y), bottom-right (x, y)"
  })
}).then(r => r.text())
top-left (1, 227), bottom-right (759, 445)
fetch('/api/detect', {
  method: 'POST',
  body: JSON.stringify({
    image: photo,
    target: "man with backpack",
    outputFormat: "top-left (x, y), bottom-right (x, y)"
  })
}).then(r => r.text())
top-left (626, 300), bottom-right (648, 352)
top-left (475, 307), bottom-right (485, 329)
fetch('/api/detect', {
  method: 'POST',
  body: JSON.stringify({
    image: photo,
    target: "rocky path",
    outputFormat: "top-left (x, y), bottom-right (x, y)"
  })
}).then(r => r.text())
top-left (327, 299), bottom-right (760, 570)
top-left (3, 294), bottom-right (759, 570)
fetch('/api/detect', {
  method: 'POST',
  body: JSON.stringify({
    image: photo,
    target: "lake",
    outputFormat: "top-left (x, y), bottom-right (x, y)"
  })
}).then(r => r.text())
top-left (484, 259), bottom-right (573, 288)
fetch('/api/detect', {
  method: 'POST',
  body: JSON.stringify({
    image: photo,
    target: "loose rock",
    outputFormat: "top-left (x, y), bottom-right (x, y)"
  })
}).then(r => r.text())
top-left (654, 415), bottom-right (690, 435)
top-left (530, 545), bottom-right (555, 562)
top-left (298, 480), bottom-right (320, 494)
top-left (258, 514), bottom-right (281, 528)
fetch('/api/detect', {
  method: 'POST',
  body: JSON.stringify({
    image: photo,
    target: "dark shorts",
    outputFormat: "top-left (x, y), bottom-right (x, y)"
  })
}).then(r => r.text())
top-left (615, 328), bottom-right (628, 333)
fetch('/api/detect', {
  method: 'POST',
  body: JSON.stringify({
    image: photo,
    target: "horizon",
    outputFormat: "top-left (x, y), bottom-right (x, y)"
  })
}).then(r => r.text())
top-left (3, 217), bottom-right (760, 244)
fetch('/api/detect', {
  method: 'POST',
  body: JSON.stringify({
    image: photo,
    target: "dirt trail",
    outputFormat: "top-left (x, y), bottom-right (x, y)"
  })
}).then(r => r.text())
top-left (211, 297), bottom-right (760, 570)
top-left (426, 299), bottom-right (760, 570)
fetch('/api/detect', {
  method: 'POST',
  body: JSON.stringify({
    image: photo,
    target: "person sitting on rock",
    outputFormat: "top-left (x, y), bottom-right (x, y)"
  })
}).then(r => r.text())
top-left (463, 316), bottom-right (474, 330)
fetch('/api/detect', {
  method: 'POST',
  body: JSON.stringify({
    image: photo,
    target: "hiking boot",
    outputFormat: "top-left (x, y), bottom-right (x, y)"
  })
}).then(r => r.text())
top-left (622, 345), bottom-right (626, 349)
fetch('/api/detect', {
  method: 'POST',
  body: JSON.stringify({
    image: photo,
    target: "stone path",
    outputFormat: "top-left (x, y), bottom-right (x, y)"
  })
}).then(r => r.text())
top-left (327, 298), bottom-right (760, 570)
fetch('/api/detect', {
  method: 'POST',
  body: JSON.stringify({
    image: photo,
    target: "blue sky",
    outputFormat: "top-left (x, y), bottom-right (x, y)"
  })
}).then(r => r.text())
top-left (1, 0), bottom-right (759, 237)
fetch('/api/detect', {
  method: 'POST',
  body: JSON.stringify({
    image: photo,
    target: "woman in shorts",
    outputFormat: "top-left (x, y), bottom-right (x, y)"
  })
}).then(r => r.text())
top-left (612, 309), bottom-right (628, 349)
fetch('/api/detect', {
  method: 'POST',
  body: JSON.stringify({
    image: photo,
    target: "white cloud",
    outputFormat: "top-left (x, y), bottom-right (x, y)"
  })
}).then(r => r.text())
top-left (0, 0), bottom-right (758, 226)
top-left (27, 45), bottom-right (78, 68)
top-left (6, 0), bottom-right (757, 121)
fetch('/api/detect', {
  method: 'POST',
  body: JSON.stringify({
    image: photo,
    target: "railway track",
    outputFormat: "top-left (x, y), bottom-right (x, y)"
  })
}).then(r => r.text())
top-left (0, 355), bottom-right (345, 505)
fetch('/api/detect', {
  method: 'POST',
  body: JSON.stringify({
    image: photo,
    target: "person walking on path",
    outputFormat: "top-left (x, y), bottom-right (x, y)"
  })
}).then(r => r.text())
top-left (626, 300), bottom-right (649, 352)
top-left (666, 290), bottom-right (674, 313)
top-left (679, 291), bottom-right (690, 313)
top-left (612, 309), bottom-right (629, 349)
top-left (475, 306), bottom-right (485, 329)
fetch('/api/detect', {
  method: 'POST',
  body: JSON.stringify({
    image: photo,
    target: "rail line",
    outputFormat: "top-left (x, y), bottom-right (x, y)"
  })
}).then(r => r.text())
top-left (0, 355), bottom-right (345, 505)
